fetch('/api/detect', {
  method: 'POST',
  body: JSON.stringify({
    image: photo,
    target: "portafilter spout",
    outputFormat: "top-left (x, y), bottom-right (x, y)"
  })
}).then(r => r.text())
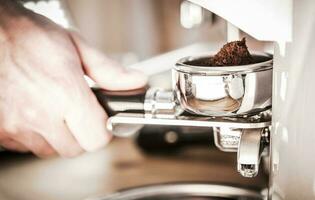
top-left (237, 128), bottom-right (268, 178)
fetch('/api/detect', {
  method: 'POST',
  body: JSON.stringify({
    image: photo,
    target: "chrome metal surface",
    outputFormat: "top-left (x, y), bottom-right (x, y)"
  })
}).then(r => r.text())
top-left (213, 127), bottom-right (242, 152)
top-left (174, 53), bottom-right (272, 74)
top-left (213, 125), bottom-right (270, 153)
top-left (237, 129), bottom-right (264, 178)
top-left (173, 53), bottom-right (273, 117)
top-left (107, 109), bottom-right (271, 178)
top-left (87, 183), bottom-right (263, 200)
top-left (144, 88), bottom-right (182, 118)
top-left (107, 113), bottom-right (271, 137)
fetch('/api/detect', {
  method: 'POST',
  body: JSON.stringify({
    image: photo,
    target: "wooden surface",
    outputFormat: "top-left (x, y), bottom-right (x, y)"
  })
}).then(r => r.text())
top-left (0, 138), bottom-right (267, 200)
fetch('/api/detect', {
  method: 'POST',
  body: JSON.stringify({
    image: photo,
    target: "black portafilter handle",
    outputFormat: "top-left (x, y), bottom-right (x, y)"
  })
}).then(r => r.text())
top-left (92, 87), bottom-right (214, 152)
top-left (92, 87), bottom-right (147, 116)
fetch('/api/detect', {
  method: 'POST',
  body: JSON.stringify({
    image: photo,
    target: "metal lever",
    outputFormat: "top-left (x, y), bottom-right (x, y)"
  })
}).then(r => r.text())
top-left (237, 128), bottom-right (264, 178)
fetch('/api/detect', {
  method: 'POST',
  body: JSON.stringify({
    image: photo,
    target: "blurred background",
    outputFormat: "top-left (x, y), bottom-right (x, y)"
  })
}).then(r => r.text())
top-left (22, 0), bottom-right (270, 67)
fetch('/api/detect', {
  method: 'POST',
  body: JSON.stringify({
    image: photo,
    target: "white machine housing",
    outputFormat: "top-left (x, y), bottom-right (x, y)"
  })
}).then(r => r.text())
top-left (189, 0), bottom-right (315, 199)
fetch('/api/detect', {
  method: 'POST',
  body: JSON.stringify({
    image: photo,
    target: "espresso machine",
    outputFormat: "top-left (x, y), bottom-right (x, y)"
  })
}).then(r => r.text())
top-left (91, 0), bottom-right (315, 199)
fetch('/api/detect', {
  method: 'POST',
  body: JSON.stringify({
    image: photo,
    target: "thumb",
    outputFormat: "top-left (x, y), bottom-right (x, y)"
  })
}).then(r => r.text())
top-left (69, 32), bottom-right (148, 91)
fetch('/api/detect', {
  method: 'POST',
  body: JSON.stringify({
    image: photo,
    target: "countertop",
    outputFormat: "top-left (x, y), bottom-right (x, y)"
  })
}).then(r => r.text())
top-left (0, 138), bottom-right (267, 200)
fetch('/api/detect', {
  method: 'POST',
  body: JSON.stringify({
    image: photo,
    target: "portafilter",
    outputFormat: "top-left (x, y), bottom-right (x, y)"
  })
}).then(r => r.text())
top-left (173, 53), bottom-right (272, 117)
top-left (92, 52), bottom-right (273, 178)
top-left (93, 52), bottom-right (272, 118)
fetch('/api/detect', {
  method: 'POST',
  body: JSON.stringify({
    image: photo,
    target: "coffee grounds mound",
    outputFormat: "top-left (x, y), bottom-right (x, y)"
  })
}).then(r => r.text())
top-left (212, 37), bottom-right (253, 66)
top-left (186, 38), bottom-right (254, 66)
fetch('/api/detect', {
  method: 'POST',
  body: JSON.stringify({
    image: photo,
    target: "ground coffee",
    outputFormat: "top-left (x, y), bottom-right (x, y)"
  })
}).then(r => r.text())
top-left (186, 38), bottom-right (254, 66)
top-left (212, 37), bottom-right (253, 66)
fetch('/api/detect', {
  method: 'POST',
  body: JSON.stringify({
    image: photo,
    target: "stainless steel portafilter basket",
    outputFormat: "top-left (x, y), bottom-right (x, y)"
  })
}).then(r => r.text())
top-left (173, 53), bottom-right (273, 117)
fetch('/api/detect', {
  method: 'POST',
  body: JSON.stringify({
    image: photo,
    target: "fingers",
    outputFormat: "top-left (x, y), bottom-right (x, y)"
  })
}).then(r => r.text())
top-left (64, 82), bottom-right (111, 152)
top-left (7, 131), bottom-right (56, 158)
top-left (40, 122), bottom-right (84, 158)
top-left (0, 139), bottom-right (29, 153)
top-left (3, 120), bottom-right (84, 157)
top-left (69, 31), bottom-right (148, 91)
top-left (0, 122), bottom-right (84, 158)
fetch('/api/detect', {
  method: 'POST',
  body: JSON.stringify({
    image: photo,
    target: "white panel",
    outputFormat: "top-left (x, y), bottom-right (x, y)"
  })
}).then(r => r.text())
top-left (271, 0), bottom-right (315, 199)
top-left (189, 0), bottom-right (292, 42)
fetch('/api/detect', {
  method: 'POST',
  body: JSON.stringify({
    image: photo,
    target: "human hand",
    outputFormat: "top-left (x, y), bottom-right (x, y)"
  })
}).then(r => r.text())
top-left (0, 1), bottom-right (147, 157)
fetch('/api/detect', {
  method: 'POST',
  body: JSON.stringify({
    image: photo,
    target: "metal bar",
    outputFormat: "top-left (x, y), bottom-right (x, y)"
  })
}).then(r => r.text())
top-left (108, 113), bottom-right (271, 130)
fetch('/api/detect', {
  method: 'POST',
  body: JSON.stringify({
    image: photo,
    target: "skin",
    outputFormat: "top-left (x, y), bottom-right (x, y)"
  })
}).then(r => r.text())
top-left (0, 1), bottom-right (147, 157)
